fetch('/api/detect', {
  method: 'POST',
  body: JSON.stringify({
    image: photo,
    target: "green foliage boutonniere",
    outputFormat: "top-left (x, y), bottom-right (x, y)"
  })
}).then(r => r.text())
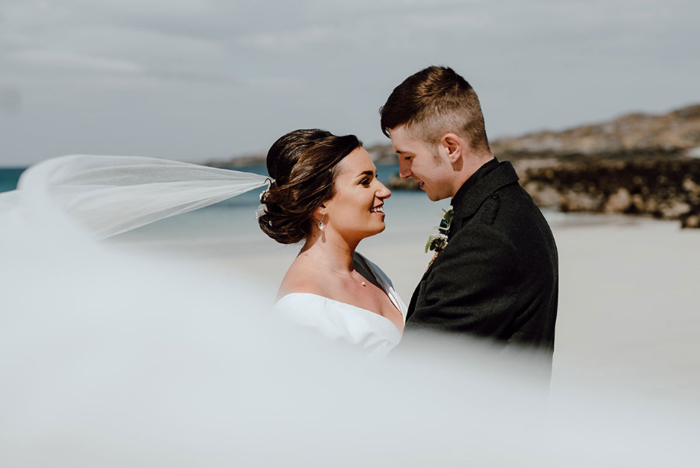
top-left (425, 206), bottom-right (454, 255)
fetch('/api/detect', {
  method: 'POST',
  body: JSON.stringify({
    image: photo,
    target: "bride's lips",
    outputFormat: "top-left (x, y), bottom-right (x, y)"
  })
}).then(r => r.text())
top-left (370, 204), bottom-right (385, 216)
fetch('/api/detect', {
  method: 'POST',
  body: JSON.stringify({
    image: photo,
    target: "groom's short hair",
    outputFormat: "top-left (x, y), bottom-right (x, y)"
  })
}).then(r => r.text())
top-left (380, 66), bottom-right (491, 154)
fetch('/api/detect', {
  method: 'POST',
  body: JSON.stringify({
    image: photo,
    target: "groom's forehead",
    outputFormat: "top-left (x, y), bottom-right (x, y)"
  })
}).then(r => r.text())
top-left (392, 136), bottom-right (430, 155)
top-left (389, 128), bottom-right (417, 150)
top-left (392, 125), bottom-right (435, 146)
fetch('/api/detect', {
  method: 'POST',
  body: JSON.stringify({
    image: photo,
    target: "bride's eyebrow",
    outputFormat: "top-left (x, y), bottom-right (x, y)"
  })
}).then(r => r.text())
top-left (356, 170), bottom-right (375, 178)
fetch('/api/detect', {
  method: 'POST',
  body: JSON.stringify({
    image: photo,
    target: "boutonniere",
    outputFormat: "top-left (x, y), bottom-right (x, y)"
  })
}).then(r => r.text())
top-left (425, 206), bottom-right (453, 266)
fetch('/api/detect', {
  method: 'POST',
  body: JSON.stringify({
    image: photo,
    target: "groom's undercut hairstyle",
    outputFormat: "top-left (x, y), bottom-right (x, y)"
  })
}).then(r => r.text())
top-left (259, 129), bottom-right (362, 244)
top-left (380, 66), bottom-right (491, 154)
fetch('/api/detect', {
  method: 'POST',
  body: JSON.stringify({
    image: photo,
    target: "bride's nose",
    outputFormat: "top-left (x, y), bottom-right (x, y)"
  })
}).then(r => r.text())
top-left (376, 181), bottom-right (391, 199)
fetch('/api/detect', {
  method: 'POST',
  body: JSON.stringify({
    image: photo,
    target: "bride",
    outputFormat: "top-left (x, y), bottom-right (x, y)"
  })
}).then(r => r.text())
top-left (0, 128), bottom-right (406, 356)
top-left (258, 129), bottom-right (406, 355)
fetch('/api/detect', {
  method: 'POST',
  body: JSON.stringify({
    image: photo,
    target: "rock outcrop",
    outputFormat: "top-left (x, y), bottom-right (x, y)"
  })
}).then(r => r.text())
top-left (519, 156), bottom-right (700, 228)
top-left (206, 154), bottom-right (267, 168)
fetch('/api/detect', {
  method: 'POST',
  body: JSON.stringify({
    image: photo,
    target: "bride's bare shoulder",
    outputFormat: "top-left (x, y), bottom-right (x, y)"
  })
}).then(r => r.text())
top-left (276, 257), bottom-right (329, 300)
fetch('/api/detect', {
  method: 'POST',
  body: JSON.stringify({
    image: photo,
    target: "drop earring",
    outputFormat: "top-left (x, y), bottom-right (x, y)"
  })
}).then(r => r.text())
top-left (318, 213), bottom-right (326, 231)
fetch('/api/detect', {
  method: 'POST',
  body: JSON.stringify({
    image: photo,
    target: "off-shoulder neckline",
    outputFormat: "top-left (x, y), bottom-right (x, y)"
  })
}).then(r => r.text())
top-left (275, 292), bottom-right (405, 332)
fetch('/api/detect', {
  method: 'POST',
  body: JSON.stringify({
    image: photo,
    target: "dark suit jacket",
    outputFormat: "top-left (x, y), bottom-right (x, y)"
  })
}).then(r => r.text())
top-left (405, 161), bottom-right (558, 358)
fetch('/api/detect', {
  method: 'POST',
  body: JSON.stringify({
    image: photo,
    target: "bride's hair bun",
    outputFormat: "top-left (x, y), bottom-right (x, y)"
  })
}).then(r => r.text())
top-left (258, 129), bottom-right (361, 244)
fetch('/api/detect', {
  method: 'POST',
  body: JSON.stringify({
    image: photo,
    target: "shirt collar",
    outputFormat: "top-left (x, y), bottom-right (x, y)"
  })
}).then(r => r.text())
top-left (451, 157), bottom-right (499, 208)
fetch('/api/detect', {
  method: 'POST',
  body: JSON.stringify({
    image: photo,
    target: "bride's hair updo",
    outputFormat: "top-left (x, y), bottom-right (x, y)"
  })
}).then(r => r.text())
top-left (258, 129), bottom-right (362, 244)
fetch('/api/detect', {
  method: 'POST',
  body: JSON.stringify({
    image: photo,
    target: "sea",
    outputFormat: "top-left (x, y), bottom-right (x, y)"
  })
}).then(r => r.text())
top-left (0, 164), bottom-right (441, 244)
top-left (0, 164), bottom-right (400, 198)
top-left (0, 163), bottom-right (449, 226)
top-left (0, 167), bottom-right (25, 194)
top-left (0, 163), bottom-right (651, 251)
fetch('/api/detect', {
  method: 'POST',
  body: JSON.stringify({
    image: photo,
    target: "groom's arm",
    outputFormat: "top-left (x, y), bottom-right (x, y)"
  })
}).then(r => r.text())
top-left (408, 223), bottom-right (524, 340)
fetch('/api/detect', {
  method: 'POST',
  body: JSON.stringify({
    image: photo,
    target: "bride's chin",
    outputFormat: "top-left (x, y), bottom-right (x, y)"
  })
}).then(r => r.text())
top-left (337, 223), bottom-right (386, 242)
top-left (367, 225), bottom-right (387, 237)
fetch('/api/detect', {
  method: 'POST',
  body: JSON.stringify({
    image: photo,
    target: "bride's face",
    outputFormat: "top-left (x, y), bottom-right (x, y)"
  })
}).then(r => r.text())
top-left (322, 147), bottom-right (391, 242)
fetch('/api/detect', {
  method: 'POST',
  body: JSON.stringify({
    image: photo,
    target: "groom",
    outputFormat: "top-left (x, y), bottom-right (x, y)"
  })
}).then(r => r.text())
top-left (380, 66), bottom-right (558, 365)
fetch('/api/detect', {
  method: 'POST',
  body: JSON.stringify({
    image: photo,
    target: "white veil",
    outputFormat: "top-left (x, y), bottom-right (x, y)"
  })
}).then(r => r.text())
top-left (0, 155), bottom-right (270, 239)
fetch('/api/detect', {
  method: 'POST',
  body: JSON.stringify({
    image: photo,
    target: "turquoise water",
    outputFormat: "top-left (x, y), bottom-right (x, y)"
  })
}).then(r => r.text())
top-left (0, 164), bottom-right (409, 223)
top-left (0, 168), bottom-right (25, 193)
top-left (0, 164), bottom-right (400, 197)
top-left (0, 163), bottom-right (443, 244)
top-left (0, 164), bottom-right (647, 249)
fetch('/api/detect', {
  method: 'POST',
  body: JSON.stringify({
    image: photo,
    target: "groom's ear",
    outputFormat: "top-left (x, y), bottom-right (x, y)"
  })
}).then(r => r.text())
top-left (441, 133), bottom-right (463, 163)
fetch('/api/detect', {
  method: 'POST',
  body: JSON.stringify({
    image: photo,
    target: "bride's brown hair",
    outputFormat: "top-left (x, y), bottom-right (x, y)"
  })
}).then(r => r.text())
top-left (258, 129), bottom-right (362, 244)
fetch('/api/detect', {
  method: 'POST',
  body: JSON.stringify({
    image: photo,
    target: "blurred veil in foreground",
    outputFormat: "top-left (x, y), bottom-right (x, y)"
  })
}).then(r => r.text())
top-left (0, 155), bottom-right (697, 467)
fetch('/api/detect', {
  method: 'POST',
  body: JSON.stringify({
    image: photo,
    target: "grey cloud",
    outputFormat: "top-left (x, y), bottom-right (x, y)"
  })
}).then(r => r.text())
top-left (8, 49), bottom-right (144, 73)
top-left (0, 85), bottom-right (22, 113)
top-left (147, 69), bottom-right (245, 86)
top-left (0, 0), bottom-right (698, 166)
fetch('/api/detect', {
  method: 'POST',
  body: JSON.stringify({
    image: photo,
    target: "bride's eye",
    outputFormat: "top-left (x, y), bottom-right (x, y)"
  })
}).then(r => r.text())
top-left (360, 178), bottom-right (371, 186)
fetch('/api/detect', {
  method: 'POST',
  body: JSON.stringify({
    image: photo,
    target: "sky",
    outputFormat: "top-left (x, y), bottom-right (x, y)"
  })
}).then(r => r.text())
top-left (0, 0), bottom-right (698, 166)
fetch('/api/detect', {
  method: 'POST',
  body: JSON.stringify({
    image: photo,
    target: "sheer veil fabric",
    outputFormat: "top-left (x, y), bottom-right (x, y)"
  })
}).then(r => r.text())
top-left (0, 154), bottom-right (407, 356)
top-left (0, 155), bottom-right (271, 239)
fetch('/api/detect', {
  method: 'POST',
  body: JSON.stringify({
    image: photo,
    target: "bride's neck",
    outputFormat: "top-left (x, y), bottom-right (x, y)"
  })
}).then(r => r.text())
top-left (301, 232), bottom-right (357, 273)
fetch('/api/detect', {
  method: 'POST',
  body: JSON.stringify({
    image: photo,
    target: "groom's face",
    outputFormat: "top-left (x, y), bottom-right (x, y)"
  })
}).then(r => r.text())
top-left (388, 125), bottom-right (453, 201)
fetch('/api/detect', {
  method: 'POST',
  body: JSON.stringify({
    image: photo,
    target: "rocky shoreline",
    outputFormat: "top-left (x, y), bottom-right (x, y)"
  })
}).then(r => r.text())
top-left (519, 155), bottom-right (700, 228)
top-left (388, 154), bottom-right (700, 229)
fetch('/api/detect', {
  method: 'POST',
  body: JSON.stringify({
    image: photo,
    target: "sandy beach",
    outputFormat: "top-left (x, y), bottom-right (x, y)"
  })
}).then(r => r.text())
top-left (109, 196), bottom-right (700, 403)
top-left (2, 192), bottom-right (698, 466)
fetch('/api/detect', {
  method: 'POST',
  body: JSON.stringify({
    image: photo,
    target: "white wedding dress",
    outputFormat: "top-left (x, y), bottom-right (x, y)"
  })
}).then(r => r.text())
top-left (274, 253), bottom-right (407, 357)
top-left (1, 155), bottom-right (406, 356)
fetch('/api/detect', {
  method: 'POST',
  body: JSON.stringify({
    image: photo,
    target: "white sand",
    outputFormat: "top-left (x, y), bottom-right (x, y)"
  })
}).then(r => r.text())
top-left (551, 217), bottom-right (700, 401)
top-left (112, 207), bottom-right (700, 401)
top-left (3, 206), bottom-right (698, 465)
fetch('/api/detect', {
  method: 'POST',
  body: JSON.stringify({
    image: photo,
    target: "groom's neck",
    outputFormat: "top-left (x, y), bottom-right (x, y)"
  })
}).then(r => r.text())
top-left (448, 152), bottom-right (495, 198)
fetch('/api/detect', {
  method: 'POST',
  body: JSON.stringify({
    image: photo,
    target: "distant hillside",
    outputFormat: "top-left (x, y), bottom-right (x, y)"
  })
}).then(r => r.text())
top-left (206, 154), bottom-right (267, 168)
top-left (492, 104), bottom-right (700, 158)
top-left (205, 142), bottom-right (399, 168)
top-left (207, 103), bottom-right (700, 168)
